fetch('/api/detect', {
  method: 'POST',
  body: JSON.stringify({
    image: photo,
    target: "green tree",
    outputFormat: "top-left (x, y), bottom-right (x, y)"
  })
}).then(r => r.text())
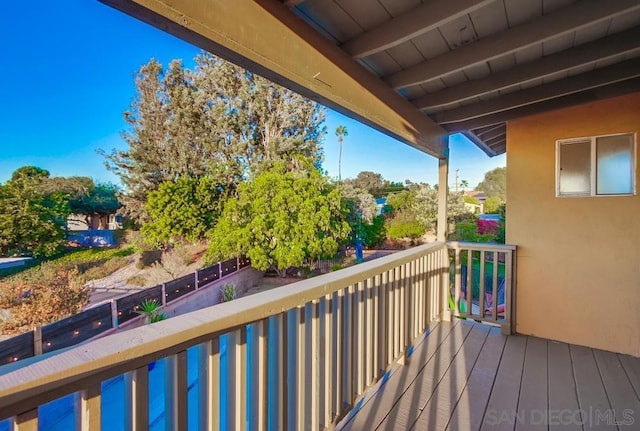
top-left (386, 189), bottom-right (416, 213)
top-left (345, 171), bottom-right (385, 196)
top-left (142, 177), bottom-right (223, 246)
top-left (460, 179), bottom-right (469, 193)
top-left (205, 163), bottom-right (350, 276)
top-left (483, 196), bottom-right (504, 214)
top-left (476, 167), bottom-right (506, 200)
top-left (102, 54), bottom-right (326, 222)
top-left (412, 185), bottom-right (468, 231)
top-left (386, 210), bottom-right (425, 240)
top-left (335, 125), bottom-right (348, 181)
top-left (338, 183), bottom-right (378, 245)
top-left (0, 167), bottom-right (70, 257)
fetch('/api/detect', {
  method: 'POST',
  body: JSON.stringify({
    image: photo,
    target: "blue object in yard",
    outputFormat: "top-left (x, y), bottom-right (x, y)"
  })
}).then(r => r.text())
top-left (355, 239), bottom-right (364, 263)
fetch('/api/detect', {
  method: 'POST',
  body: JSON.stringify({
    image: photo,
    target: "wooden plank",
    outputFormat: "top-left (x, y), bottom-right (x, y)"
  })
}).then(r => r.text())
top-left (480, 335), bottom-right (527, 431)
top-left (369, 320), bottom-right (477, 431)
top-left (547, 341), bottom-right (581, 431)
top-left (570, 345), bottom-right (616, 431)
top-left (335, 290), bottom-right (344, 417)
top-left (308, 301), bottom-right (320, 431)
top-left (322, 295), bottom-right (333, 428)
top-left (437, 151), bottom-right (449, 242)
top-left (341, 319), bottom-right (467, 431)
top-left (296, 306), bottom-right (306, 430)
top-left (446, 327), bottom-right (507, 431)
top-left (199, 338), bottom-right (220, 431)
top-left (414, 27), bottom-right (640, 109)
top-left (433, 58), bottom-right (640, 124)
top-left (164, 351), bottom-right (188, 431)
top-left (443, 77), bottom-right (640, 132)
top-left (0, 331), bottom-right (35, 365)
top-left (127, 366), bottom-right (149, 431)
top-left (618, 354), bottom-right (640, 403)
top-left (386, 0), bottom-right (640, 89)
top-left (515, 337), bottom-right (548, 431)
top-left (78, 383), bottom-right (102, 431)
top-left (255, 320), bottom-right (268, 431)
top-left (278, 312), bottom-right (289, 431)
top-left (15, 409), bottom-right (38, 431)
top-left (593, 349), bottom-right (640, 429)
top-left (409, 323), bottom-right (492, 431)
top-left (343, 0), bottom-right (494, 58)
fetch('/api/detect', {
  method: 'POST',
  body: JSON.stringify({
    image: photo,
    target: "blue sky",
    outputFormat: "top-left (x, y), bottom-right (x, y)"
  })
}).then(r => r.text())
top-left (0, 0), bottom-right (504, 189)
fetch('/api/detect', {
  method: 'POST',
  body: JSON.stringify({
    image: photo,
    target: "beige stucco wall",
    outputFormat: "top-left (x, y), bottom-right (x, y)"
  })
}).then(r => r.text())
top-left (507, 92), bottom-right (640, 357)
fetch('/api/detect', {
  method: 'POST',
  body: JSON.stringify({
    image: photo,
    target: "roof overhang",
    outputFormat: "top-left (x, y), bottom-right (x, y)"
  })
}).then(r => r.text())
top-left (100, 0), bottom-right (640, 158)
top-left (99, 0), bottom-right (448, 158)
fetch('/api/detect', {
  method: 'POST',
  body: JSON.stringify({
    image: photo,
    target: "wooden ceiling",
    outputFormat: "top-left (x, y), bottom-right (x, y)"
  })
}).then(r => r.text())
top-left (288, 0), bottom-right (640, 155)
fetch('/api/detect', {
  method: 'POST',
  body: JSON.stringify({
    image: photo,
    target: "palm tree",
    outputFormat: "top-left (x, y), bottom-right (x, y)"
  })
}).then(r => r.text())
top-left (335, 125), bottom-right (348, 181)
top-left (460, 179), bottom-right (469, 194)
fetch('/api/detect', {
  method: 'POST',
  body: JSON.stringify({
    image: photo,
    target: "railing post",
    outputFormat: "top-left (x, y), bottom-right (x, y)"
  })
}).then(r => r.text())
top-left (110, 300), bottom-right (119, 329)
top-left (194, 270), bottom-right (199, 290)
top-left (502, 250), bottom-right (514, 335)
top-left (33, 326), bottom-right (42, 356)
top-left (161, 283), bottom-right (167, 307)
top-left (441, 246), bottom-right (452, 322)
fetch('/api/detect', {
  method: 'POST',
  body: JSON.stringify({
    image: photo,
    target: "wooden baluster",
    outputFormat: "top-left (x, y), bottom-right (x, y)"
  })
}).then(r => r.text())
top-left (199, 338), bottom-right (220, 431)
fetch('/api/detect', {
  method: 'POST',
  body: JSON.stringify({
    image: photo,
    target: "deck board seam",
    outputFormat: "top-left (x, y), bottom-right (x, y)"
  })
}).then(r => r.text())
top-left (617, 353), bottom-right (640, 403)
top-left (439, 325), bottom-right (494, 431)
top-left (478, 330), bottom-right (510, 429)
top-left (338, 319), bottom-right (460, 431)
top-left (567, 343), bottom-right (587, 428)
top-left (513, 335), bottom-right (528, 431)
top-left (411, 322), bottom-right (493, 431)
top-left (589, 347), bottom-right (617, 421)
top-left (371, 319), bottom-right (472, 431)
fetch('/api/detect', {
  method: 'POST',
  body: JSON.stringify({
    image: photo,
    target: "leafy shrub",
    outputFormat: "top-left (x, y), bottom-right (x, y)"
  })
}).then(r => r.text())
top-left (362, 215), bottom-right (386, 247)
top-left (137, 250), bottom-right (162, 269)
top-left (220, 283), bottom-right (237, 302)
top-left (0, 265), bottom-right (88, 333)
top-left (126, 274), bottom-right (147, 287)
top-left (136, 299), bottom-right (167, 323)
top-left (330, 264), bottom-right (344, 272)
top-left (386, 210), bottom-right (426, 239)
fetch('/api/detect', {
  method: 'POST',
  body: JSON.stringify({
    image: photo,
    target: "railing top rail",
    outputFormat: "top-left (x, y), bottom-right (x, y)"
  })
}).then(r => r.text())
top-left (447, 241), bottom-right (517, 252)
top-left (0, 241), bottom-right (446, 417)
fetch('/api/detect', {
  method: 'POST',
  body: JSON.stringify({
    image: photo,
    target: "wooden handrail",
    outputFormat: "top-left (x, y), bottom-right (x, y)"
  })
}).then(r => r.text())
top-left (0, 242), bottom-right (447, 423)
top-left (446, 241), bottom-right (516, 334)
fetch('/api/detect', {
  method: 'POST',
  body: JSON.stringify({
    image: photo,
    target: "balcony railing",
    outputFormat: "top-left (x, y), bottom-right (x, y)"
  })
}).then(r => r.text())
top-left (447, 242), bottom-right (517, 334)
top-left (0, 241), bottom-right (515, 430)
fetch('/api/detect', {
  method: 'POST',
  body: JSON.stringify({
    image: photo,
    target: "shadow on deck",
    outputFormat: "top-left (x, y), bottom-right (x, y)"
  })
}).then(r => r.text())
top-left (338, 320), bottom-right (640, 430)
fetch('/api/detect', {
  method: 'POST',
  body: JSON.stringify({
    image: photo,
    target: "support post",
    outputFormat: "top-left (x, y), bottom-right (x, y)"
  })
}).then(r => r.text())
top-left (437, 136), bottom-right (451, 321)
top-left (437, 135), bottom-right (449, 242)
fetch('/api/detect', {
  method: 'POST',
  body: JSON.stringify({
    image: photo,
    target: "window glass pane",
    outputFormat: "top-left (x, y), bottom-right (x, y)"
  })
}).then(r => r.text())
top-left (596, 134), bottom-right (634, 195)
top-left (559, 141), bottom-right (591, 195)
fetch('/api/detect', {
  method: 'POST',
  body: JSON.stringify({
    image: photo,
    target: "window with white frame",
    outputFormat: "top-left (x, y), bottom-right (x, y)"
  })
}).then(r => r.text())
top-left (557, 133), bottom-right (636, 197)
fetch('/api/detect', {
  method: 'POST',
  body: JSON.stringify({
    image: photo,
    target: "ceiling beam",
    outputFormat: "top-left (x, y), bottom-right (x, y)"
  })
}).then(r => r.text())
top-left (387, 0), bottom-right (640, 90)
top-left (433, 58), bottom-right (640, 124)
top-left (443, 78), bottom-right (640, 132)
top-left (484, 135), bottom-right (505, 147)
top-left (476, 126), bottom-right (505, 142)
top-left (472, 124), bottom-right (503, 137)
top-left (461, 131), bottom-right (498, 157)
top-left (414, 26), bottom-right (640, 110)
top-left (342, 0), bottom-right (495, 59)
top-left (99, 0), bottom-right (447, 157)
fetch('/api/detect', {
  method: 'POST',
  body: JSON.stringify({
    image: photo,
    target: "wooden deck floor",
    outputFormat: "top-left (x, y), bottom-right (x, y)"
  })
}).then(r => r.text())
top-left (338, 320), bottom-right (640, 431)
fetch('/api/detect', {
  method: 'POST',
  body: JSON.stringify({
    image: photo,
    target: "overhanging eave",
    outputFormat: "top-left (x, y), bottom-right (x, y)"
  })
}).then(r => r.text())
top-left (99, 0), bottom-right (448, 158)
